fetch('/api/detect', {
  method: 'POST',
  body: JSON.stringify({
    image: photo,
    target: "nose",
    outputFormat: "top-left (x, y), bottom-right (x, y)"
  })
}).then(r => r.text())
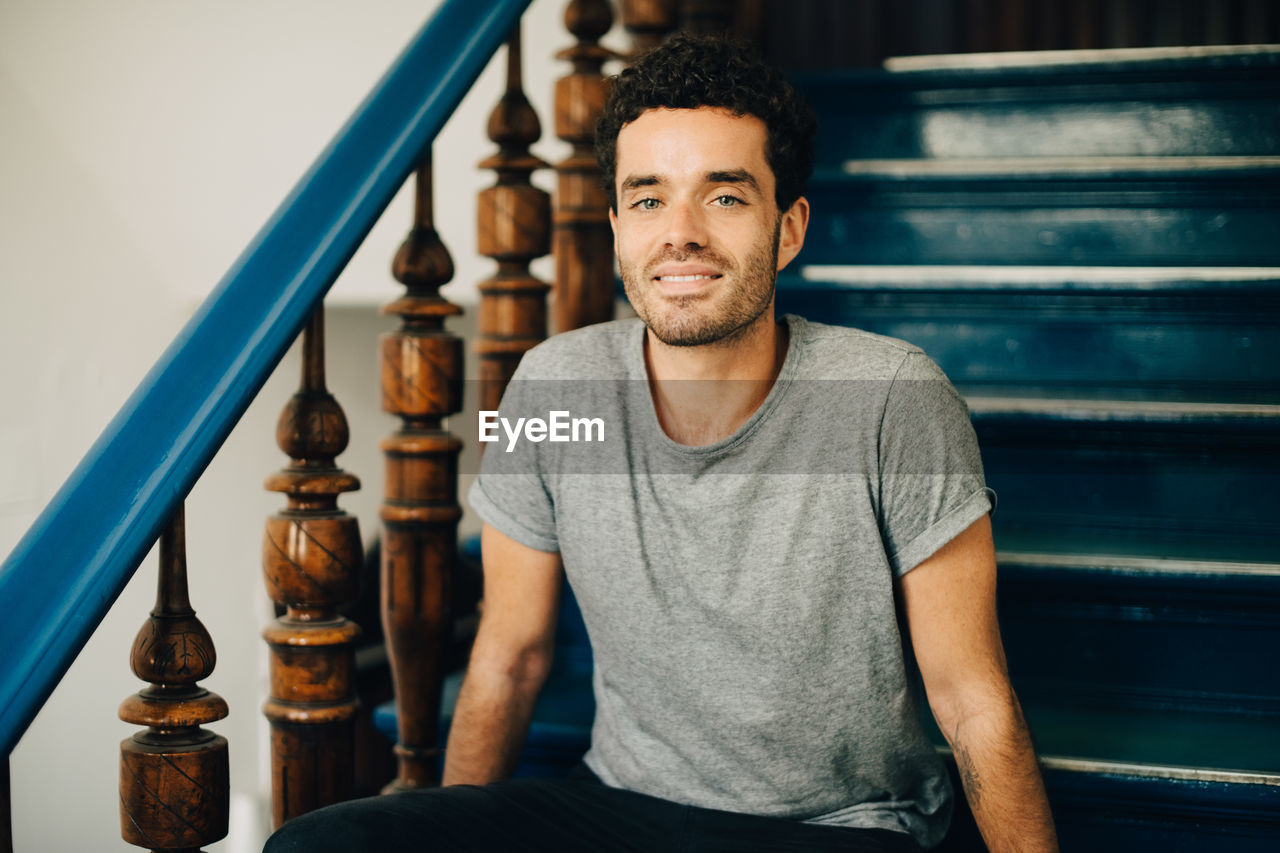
top-left (663, 200), bottom-right (709, 250)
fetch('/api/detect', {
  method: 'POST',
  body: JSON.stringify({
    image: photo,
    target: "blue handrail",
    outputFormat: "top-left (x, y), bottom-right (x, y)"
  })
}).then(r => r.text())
top-left (0, 0), bottom-right (533, 757)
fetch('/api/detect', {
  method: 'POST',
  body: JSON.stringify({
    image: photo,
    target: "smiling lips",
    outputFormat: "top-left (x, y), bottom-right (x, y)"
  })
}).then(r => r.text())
top-left (651, 264), bottom-right (724, 289)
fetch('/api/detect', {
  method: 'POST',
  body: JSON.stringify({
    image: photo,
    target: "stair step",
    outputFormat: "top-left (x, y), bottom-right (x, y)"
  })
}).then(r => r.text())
top-left (792, 45), bottom-right (1280, 163)
top-left (935, 747), bottom-right (1280, 853)
top-left (995, 552), bottom-right (1280, 719)
top-left (789, 264), bottom-right (1280, 291)
top-left (839, 155), bottom-right (1280, 180)
top-left (971, 399), bottom-right (1280, 562)
top-left (800, 163), bottom-right (1280, 267)
top-left (1028, 708), bottom-right (1280, 773)
top-left (776, 266), bottom-right (1280, 398)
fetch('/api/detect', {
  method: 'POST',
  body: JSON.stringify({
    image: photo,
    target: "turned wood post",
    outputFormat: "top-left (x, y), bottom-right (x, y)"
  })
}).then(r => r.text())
top-left (477, 25), bottom-right (552, 414)
top-left (119, 505), bottom-right (229, 852)
top-left (620, 0), bottom-right (680, 55)
top-left (262, 309), bottom-right (363, 827)
top-left (553, 0), bottom-right (616, 333)
top-left (380, 153), bottom-right (464, 791)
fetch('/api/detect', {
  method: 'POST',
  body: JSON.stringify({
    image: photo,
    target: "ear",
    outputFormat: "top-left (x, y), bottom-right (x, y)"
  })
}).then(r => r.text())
top-left (609, 206), bottom-right (620, 257)
top-left (775, 196), bottom-right (810, 272)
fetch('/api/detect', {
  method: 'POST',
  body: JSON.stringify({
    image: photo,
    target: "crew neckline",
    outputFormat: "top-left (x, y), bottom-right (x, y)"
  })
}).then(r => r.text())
top-left (627, 315), bottom-right (806, 455)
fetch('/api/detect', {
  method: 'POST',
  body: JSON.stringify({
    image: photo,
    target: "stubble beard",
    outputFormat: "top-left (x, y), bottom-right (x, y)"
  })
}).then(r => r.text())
top-left (621, 220), bottom-right (782, 348)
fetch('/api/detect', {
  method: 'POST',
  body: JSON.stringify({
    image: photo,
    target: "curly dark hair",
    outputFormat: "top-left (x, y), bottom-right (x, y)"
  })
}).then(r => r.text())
top-left (595, 32), bottom-right (816, 213)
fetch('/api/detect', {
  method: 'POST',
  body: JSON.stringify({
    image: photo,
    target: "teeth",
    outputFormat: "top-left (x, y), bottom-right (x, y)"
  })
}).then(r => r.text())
top-left (657, 274), bottom-right (715, 282)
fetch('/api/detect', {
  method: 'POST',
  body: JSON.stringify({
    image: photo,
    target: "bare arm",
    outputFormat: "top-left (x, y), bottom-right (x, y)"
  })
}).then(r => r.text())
top-left (897, 514), bottom-right (1058, 851)
top-left (441, 523), bottom-right (563, 786)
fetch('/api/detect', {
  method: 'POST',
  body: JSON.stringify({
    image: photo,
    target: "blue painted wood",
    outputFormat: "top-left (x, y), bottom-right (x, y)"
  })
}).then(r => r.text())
top-left (997, 558), bottom-right (1280, 720)
top-left (0, 0), bottom-right (534, 759)
top-left (975, 405), bottom-right (1280, 561)
top-left (791, 47), bottom-right (1280, 164)
top-left (934, 758), bottom-right (1280, 853)
top-left (777, 272), bottom-right (1280, 400)
top-left (799, 165), bottom-right (1280, 267)
top-left (1045, 768), bottom-right (1280, 852)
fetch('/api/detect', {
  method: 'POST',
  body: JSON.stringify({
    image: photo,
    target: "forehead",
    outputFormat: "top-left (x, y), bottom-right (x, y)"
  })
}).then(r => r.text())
top-left (615, 107), bottom-right (771, 186)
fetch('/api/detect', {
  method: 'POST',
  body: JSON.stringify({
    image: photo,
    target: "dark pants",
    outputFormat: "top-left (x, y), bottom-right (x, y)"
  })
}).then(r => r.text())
top-left (263, 766), bottom-right (923, 853)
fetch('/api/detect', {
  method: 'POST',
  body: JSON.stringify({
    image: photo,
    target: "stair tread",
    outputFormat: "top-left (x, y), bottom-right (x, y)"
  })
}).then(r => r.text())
top-left (883, 44), bottom-right (1280, 75)
top-left (836, 156), bottom-right (1280, 179)
top-left (786, 264), bottom-right (1280, 291)
top-left (998, 551), bottom-right (1280, 579)
top-left (928, 705), bottom-right (1280, 776)
top-left (1037, 756), bottom-right (1280, 787)
top-left (937, 746), bottom-right (1280, 788)
top-left (966, 396), bottom-right (1280, 421)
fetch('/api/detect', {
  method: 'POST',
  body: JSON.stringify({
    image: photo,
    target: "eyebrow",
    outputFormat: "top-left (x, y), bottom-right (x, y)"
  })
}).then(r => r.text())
top-left (706, 169), bottom-right (761, 194)
top-left (620, 170), bottom-right (762, 194)
top-left (621, 174), bottom-right (661, 192)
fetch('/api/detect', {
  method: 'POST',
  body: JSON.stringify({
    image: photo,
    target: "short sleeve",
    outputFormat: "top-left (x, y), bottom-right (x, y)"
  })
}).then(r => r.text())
top-left (466, 365), bottom-right (560, 554)
top-left (877, 351), bottom-right (994, 576)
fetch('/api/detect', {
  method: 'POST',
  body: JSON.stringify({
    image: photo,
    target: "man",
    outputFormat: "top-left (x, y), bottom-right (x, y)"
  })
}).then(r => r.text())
top-left (267, 34), bottom-right (1057, 852)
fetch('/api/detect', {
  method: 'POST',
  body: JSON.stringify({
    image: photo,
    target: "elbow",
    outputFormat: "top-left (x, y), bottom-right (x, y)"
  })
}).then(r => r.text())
top-left (467, 630), bottom-right (555, 692)
top-left (925, 676), bottom-right (1021, 744)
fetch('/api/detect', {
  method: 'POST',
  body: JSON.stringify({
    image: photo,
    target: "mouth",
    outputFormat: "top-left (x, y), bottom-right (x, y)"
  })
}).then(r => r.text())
top-left (653, 273), bottom-right (721, 283)
top-left (649, 264), bottom-right (724, 292)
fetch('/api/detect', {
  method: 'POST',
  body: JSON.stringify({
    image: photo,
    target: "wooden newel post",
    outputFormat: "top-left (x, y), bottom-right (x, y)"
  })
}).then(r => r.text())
top-left (380, 153), bottom-right (463, 791)
top-left (262, 309), bottom-right (363, 827)
top-left (477, 25), bottom-right (551, 413)
top-left (554, 0), bottom-right (616, 333)
top-left (119, 505), bottom-right (229, 852)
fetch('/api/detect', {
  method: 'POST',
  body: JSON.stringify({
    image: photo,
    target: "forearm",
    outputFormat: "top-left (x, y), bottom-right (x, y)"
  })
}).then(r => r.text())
top-left (942, 687), bottom-right (1058, 852)
top-left (441, 656), bottom-right (546, 786)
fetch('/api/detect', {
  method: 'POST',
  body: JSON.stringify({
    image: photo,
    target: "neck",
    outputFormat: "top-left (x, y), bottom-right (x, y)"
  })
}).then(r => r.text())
top-left (644, 312), bottom-right (789, 446)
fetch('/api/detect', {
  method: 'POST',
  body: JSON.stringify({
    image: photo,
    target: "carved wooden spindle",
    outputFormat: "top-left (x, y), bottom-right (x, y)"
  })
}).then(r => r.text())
top-left (553, 0), bottom-right (616, 333)
top-left (262, 309), bottom-right (363, 827)
top-left (380, 153), bottom-right (464, 790)
top-left (119, 505), bottom-right (229, 852)
top-left (477, 25), bottom-right (551, 414)
top-left (621, 0), bottom-right (680, 55)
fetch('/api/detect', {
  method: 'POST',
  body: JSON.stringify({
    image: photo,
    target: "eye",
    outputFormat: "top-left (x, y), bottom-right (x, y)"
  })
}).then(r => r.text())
top-left (712, 194), bottom-right (745, 208)
top-left (629, 197), bottom-right (661, 211)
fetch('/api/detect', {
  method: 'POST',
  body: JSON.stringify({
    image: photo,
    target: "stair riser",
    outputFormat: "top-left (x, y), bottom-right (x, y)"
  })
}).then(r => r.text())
top-left (977, 418), bottom-right (1280, 561)
top-left (801, 178), bottom-right (1280, 266)
top-left (1000, 569), bottom-right (1280, 716)
top-left (794, 55), bottom-right (1280, 163)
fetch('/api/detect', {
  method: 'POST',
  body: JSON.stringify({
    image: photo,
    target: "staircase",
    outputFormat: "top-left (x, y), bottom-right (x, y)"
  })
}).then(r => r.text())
top-left (371, 42), bottom-right (1280, 850)
top-left (786, 45), bottom-right (1280, 849)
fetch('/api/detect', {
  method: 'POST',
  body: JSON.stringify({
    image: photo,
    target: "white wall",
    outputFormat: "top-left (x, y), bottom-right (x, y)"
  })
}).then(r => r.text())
top-left (0, 1), bottom-right (627, 849)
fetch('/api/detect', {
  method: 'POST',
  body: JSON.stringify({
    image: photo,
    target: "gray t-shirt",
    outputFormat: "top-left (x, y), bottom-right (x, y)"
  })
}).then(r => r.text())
top-left (468, 314), bottom-right (993, 847)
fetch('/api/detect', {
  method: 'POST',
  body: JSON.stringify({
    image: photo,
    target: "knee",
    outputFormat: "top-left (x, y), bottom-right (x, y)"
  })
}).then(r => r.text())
top-left (262, 802), bottom-right (376, 853)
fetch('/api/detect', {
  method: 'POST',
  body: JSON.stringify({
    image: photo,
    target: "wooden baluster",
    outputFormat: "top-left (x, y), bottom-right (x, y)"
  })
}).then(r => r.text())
top-left (553, 0), bottom-right (616, 333)
top-left (119, 506), bottom-right (229, 851)
top-left (477, 25), bottom-right (551, 414)
top-left (620, 0), bottom-right (680, 56)
top-left (262, 309), bottom-right (363, 826)
top-left (380, 153), bottom-right (463, 790)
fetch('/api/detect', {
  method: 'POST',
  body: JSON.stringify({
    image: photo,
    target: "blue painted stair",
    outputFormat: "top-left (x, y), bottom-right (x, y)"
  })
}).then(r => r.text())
top-left (787, 45), bottom-right (1280, 850)
top-left (380, 45), bottom-right (1280, 849)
